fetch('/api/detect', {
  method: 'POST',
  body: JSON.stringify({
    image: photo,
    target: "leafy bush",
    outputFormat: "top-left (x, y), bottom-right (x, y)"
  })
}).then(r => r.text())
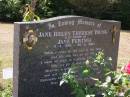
top-left (0, 0), bottom-right (22, 21)
top-left (35, 0), bottom-right (73, 18)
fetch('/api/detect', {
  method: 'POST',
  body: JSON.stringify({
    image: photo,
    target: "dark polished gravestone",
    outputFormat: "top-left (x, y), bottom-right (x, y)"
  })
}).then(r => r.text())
top-left (13, 16), bottom-right (121, 97)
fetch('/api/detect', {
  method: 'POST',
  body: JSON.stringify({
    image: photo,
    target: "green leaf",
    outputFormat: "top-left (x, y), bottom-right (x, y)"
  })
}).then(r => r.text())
top-left (125, 89), bottom-right (130, 97)
top-left (82, 69), bottom-right (89, 76)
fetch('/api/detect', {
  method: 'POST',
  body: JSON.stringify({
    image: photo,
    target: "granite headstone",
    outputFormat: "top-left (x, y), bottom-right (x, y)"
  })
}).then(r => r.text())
top-left (13, 16), bottom-right (121, 97)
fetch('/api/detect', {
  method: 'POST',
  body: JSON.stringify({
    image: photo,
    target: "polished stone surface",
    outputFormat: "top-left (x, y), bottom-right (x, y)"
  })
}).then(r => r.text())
top-left (13, 16), bottom-right (121, 97)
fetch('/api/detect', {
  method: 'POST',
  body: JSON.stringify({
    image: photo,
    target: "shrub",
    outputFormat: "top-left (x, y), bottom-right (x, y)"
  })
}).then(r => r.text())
top-left (35, 0), bottom-right (73, 18)
top-left (0, 0), bottom-right (22, 21)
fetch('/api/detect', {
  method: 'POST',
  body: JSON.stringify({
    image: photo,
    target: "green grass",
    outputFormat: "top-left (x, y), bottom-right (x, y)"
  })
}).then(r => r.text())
top-left (0, 59), bottom-right (12, 97)
top-left (0, 79), bottom-right (12, 97)
top-left (0, 57), bottom-right (12, 68)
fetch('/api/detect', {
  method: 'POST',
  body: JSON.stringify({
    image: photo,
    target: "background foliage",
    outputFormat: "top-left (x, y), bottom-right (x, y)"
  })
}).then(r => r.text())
top-left (0, 0), bottom-right (130, 29)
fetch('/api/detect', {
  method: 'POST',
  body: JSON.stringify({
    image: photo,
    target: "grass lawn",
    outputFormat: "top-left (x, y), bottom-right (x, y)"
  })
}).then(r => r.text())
top-left (0, 23), bottom-right (13, 69)
top-left (118, 30), bottom-right (130, 67)
top-left (0, 23), bottom-right (13, 88)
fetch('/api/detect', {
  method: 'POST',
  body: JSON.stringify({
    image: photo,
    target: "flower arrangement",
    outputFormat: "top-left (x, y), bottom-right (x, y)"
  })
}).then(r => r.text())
top-left (60, 51), bottom-right (130, 97)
